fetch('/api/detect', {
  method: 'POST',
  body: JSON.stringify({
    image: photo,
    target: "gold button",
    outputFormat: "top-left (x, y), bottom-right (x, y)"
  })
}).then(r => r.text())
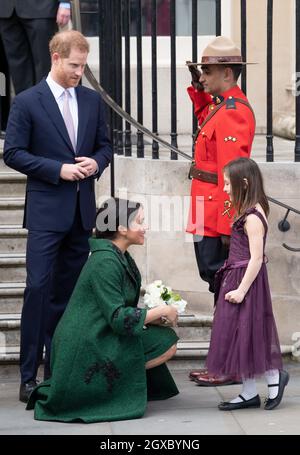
top-left (224, 137), bottom-right (228, 142)
top-left (232, 137), bottom-right (237, 142)
top-left (228, 96), bottom-right (233, 99)
top-left (208, 196), bottom-right (212, 200)
top-left (228, 136), bottom-right (232, 140)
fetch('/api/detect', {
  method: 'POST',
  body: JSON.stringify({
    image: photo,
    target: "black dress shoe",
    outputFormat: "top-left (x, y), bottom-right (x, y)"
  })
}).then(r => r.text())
top-left (264, 370), bottom-right (289, 410)
top-left (218, 394), bottom-right (261, 411)
top-left (19, 380), bottom-right (38, 403)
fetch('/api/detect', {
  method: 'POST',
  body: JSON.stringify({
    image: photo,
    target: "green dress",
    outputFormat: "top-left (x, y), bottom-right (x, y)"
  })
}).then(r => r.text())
top-left (27, 238), bottom-right (179, 422)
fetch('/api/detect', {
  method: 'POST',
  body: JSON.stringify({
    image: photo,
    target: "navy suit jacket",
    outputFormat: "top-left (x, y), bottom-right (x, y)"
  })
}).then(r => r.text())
top-left (4, 79), bottom-right (112, 231)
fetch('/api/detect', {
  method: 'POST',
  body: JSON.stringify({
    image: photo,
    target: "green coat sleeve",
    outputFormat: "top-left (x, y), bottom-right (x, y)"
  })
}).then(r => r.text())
top-left (90, 256), bottom-right (147, 336)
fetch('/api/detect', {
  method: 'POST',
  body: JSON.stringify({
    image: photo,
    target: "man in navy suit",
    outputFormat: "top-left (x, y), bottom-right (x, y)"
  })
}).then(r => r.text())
top-left (4, 30), bottom-right (112, 403)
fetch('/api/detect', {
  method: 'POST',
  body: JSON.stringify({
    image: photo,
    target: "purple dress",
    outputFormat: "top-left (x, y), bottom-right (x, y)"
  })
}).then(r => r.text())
top-left (206, 207), bottom-right (283, 379)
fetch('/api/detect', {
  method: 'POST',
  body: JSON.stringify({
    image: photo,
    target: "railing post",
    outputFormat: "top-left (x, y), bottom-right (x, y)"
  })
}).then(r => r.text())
top-left (124, 0), bottom-right (132, 157)
top-left (98, 0), bottom-right (115, 196)
top-left (215, 0), bottom-right (221, 36)
top-left (266, 0), bottom-right (274, 162)
top-left (111, 0), bottom-right (118, 154)
top-left (240, 0), bottom-right (247, 95)
top-left (170, 0), bottom-right (178, 159)
top-left (295, 0), bottom-right (300, 161)
top-left (115, 0), bottom-right (123, 155)
top-left (151, 0), bottom-right (159, 159)
top-left (136, 0), bottom-right (144, 158)
top-left (192, 0), bottom-right (198, 148)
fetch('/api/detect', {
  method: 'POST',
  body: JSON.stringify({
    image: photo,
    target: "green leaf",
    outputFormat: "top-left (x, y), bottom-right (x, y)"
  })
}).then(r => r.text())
top-left (171, 292), bottom-right (181, 302)
top-left (161, 287), bottom-right (171, 301)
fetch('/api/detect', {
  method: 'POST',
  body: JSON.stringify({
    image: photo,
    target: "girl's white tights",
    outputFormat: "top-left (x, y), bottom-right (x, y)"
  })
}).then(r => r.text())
top-left (230, 377), bottom-right (257, 403)
top-left (230, 370), bottom-right (279, 403)
top-left (265, 369), bottom-right (279, 399)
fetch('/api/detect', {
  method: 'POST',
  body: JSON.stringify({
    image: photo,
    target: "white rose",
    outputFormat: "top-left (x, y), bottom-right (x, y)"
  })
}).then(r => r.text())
top-left (170, 299), bottom-right (187, 314)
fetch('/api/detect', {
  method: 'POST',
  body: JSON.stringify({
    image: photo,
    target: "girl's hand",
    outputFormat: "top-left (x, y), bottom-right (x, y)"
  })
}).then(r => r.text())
top-left (225, 289), bottom-right (245, 304)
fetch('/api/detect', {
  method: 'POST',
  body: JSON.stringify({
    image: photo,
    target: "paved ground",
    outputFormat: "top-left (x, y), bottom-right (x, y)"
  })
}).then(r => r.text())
top-left (0, 362), bottom-right (299, 435)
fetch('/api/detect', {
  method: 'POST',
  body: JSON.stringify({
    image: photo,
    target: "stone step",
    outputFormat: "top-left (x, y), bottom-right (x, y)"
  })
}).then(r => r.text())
top-left (0, 313), bottom-right (20, 346)
top-left (0, 283), bottom-right (24, 314)
top-left (0, 226), bottom-right (27, 253)
top-left (174, 313), bottom-right (212, 341)
top-left (0, 253), bottom-right (26, 282)
top-left (0, 198), bottom-right (25, 225)
top-left (0, 172), bottom-right (26, 197)
top-left (0, 147), bottom-right (9, 171)
top-left (0, 312), bottom-right (213, 348)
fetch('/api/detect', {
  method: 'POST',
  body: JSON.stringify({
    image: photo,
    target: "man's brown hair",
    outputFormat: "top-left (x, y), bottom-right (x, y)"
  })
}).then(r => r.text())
top-left (49, 30), bottom-right (89, 58)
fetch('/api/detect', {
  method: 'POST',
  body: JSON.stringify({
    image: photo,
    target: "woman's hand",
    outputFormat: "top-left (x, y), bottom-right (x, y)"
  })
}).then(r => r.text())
top-left (164, 305), bottom-right (179, 327)
top-left (225, 289), bottom-right (245, 304)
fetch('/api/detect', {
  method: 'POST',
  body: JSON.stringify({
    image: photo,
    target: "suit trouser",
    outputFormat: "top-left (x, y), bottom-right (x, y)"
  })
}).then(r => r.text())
top-left (20, 201), bottom-right (91, 384)
top-left (193, 235), bottom-right (229, 293)
top-left (0, 12), bottom-right (57, 94)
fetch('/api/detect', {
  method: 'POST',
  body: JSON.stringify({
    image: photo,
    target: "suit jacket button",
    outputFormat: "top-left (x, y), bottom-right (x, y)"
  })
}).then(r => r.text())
top-left (208, 195), bottom-right (212, 200)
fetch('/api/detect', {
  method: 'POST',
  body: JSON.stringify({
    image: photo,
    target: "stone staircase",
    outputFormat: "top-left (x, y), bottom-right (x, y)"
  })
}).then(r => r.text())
top-left (0, 141), bottom-right (27, 379)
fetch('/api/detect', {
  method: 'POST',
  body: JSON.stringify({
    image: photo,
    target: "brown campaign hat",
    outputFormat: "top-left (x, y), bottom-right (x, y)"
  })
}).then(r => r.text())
top-left (187, 36), bottom-right (257, 66)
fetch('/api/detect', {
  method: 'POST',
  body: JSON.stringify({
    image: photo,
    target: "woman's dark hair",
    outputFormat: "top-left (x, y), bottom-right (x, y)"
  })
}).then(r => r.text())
top-left (223, 158), bottom-right (269, 217)
top-left (95, 198), bottom-right (141, 240)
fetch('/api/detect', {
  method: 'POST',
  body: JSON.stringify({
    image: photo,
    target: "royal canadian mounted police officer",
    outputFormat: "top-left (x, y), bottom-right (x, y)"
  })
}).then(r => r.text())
top-left (186, 36), bottom-right (256, 385)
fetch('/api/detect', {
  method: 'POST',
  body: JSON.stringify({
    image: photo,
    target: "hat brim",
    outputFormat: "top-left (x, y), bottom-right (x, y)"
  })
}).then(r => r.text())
top-left (186, 61), bottom-right (257, 66)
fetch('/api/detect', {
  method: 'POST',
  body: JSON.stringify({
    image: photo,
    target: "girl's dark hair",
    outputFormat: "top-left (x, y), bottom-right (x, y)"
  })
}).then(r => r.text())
top-left (95, 198), bottom-right (141, 240)
top-left (223, 158), bottom-right (269, 217)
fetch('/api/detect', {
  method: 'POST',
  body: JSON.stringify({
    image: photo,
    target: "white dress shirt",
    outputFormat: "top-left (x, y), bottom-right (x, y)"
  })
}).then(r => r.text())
top-left (46, 73), bottom-right (78, 144)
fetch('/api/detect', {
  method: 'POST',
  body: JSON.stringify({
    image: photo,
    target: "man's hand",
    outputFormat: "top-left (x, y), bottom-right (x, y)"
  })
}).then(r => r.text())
top-left (186, 61), bottom-right (204, 91)
top-left (56, 7), bottom-right (71, 26)
top-left (75, 157), bottom-right (98, 176)
top-left (60, 164), bottom-right (89, 181)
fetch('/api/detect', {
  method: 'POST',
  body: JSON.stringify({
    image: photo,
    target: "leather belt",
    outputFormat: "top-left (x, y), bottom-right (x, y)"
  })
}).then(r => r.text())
top-left (189, 163), bottom-right (218, 184)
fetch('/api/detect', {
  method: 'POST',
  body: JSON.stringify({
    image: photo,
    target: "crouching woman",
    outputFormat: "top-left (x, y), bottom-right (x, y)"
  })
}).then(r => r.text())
top-left (27, 198), bottom-right (179, 422)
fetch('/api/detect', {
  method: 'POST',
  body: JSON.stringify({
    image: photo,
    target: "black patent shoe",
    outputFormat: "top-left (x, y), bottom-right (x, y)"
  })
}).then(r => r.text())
top-left (19, 380), bottom-right (38, 403)
top-left (264, 370), bottom-right (289, 410)
top-left (218, 394), bottom-right (261, 411)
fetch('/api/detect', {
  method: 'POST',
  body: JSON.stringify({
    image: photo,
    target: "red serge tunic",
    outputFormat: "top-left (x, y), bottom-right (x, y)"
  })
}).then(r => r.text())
top-left (186, 85), bottom-right (255, 237)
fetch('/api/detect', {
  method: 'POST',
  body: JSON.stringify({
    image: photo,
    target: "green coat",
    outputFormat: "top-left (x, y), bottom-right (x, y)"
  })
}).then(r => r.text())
top-left (27, 238), bottom-right (179, 422)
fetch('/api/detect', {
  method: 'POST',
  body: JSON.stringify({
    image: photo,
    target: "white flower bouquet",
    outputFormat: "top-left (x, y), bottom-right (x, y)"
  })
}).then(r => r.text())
top-left (143, 280), bottom-right (187, 314)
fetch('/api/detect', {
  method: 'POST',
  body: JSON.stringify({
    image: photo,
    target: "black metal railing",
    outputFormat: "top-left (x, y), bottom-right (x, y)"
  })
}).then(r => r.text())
top-left (73, 1), bottom-right (300, 252)
top-left (75, 0), bottom-right (300, 163)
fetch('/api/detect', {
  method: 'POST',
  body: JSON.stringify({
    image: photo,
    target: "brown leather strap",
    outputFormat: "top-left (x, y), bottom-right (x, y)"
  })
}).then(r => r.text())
top-left (189, 164), bottom-right (218, 184)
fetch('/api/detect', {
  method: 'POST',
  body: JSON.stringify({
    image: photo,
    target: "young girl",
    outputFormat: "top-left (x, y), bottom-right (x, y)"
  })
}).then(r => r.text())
top-left (206, 158), bottom-right (289, 411)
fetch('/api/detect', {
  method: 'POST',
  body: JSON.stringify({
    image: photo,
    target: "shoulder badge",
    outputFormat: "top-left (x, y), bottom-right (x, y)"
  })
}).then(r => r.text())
top-left (226, 96), bottom-right (236, 110)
